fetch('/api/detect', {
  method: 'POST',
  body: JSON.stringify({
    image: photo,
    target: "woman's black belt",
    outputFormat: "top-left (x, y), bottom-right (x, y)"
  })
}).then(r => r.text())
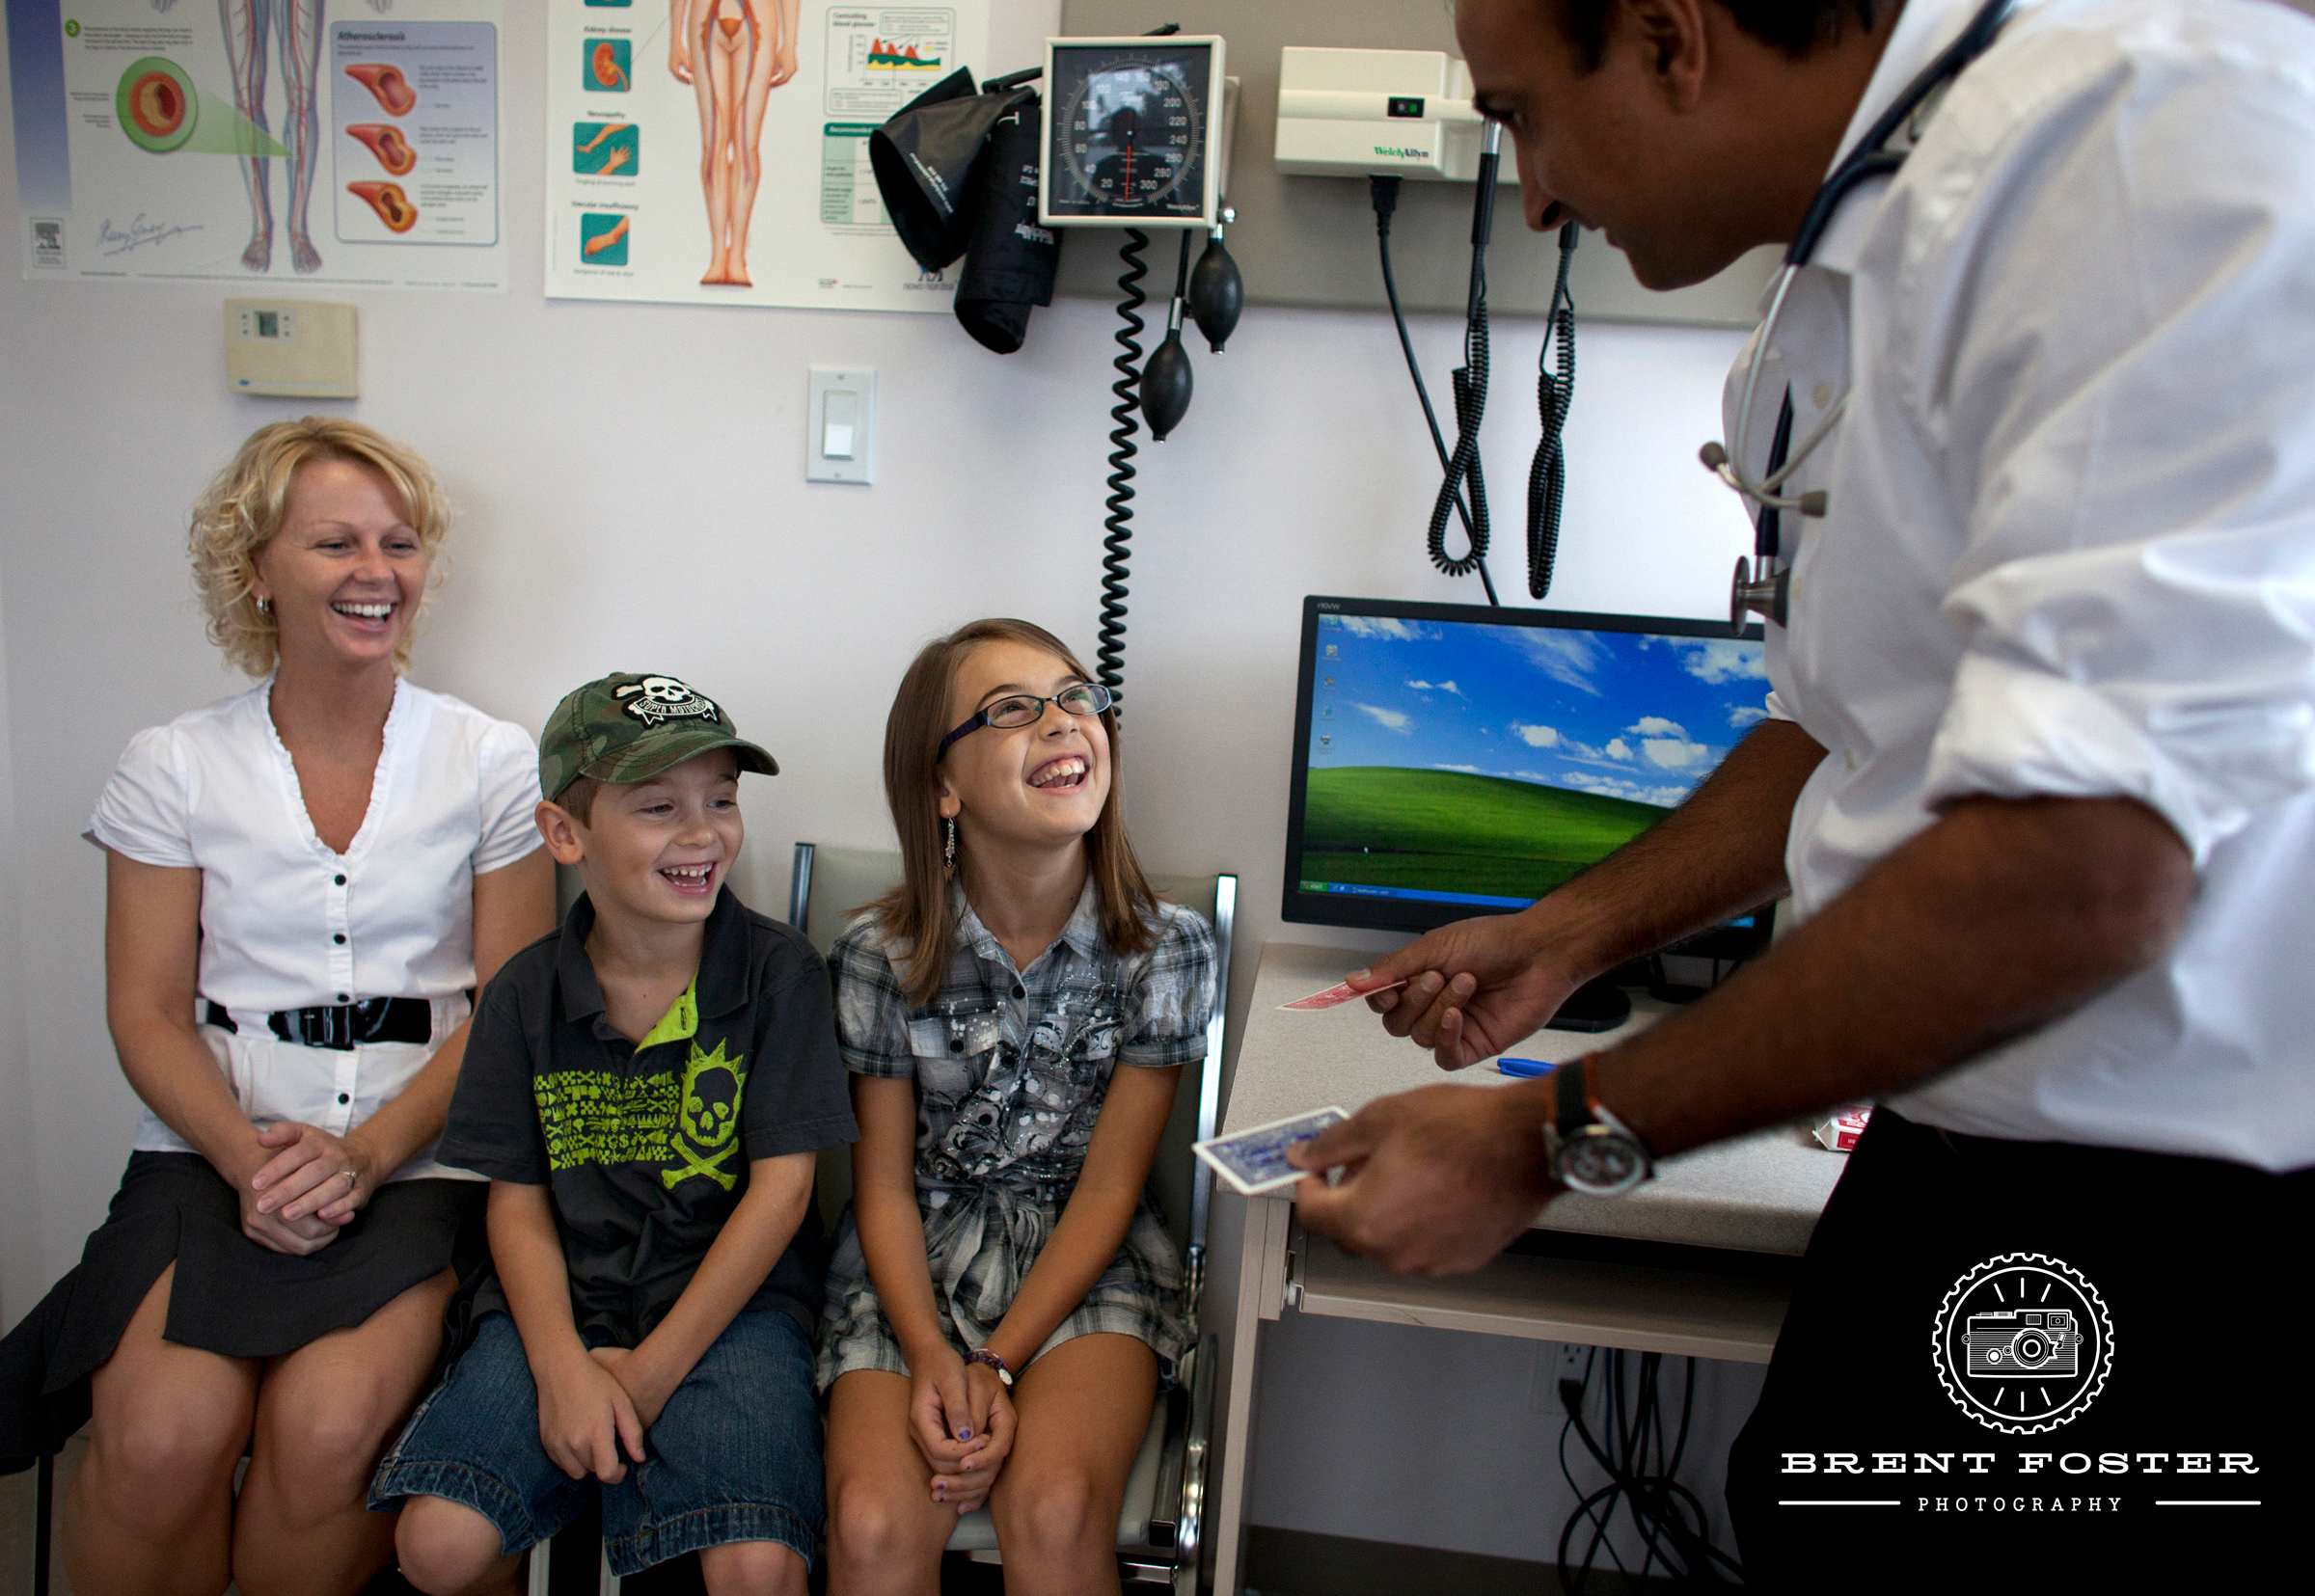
top-left (202, 997), bottom-right (432, 1050)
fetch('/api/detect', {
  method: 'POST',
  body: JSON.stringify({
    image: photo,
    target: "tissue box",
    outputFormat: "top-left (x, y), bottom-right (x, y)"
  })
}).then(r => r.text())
top-left (1812, 1106), bottom-right (1872, 1152)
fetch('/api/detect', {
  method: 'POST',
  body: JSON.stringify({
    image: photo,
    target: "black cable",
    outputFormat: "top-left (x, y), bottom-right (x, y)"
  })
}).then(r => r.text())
top-left (1371, 176), bottom-right (1498, 606)
top-left (1098, 230), bottom-right (1150, 708)
top-left (1528, 221), bottom-right (1579, 598)
top-left (1564, 1355), bottom-right (1743, 1583)
top-left (1426, 155), bottom-right (1500, 590)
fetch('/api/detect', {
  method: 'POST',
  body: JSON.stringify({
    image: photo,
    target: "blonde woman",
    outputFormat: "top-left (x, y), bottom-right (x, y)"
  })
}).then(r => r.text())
top-left (0, 419), bottom-right (555, 1595)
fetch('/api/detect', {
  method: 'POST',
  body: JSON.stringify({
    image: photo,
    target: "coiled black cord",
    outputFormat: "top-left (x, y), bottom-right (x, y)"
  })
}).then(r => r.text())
top-left (1427, 162), bottom-right (1500, 589)
top-left (1527, 223), bottom-right (1579, 600)
top-left (1098, 229), bottom-right (1151, 708)
top-left (1372, 176), bottom-right (1497, 605)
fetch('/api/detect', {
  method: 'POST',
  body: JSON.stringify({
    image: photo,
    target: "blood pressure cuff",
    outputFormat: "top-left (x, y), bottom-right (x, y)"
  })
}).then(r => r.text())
top-left (871, 68), bottom-right (1009, 271)
top-left (954, 91), bottom-right (1061, 354)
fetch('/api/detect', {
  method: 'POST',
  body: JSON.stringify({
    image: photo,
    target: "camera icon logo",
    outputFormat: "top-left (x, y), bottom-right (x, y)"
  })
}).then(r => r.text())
top-left (1932, 1253), bottom-right (2113, 1435)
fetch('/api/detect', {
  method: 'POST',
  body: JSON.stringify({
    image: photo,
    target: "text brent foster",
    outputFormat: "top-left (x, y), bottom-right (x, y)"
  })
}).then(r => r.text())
top-left (1782, 1452), bottom-right (2260, 1476)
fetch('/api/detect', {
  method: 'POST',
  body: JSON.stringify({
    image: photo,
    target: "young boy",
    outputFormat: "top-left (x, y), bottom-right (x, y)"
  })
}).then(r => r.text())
top-left (372, 671), bottom-right (856, 1595)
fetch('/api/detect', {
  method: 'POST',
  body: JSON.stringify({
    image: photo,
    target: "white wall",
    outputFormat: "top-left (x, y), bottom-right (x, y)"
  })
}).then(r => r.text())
top-left (0, 1), bottom-right (1753, 1565)
top-left (0, 557), bottom-right (34, 1331)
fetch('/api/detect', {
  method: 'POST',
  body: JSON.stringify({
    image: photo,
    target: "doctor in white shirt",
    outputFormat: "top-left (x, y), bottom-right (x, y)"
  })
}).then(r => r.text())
top-left (1289, 0), bottom-right (2315, 1579)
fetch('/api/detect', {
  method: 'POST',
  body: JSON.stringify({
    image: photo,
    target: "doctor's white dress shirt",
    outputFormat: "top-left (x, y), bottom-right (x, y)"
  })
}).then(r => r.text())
top-left (1739, 0), bottom-right (2315, 1169)
top-left (87, 676), bottom-right (543, 1182)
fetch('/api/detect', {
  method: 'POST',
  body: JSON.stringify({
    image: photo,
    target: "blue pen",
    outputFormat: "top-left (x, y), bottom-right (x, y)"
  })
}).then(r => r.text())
top-left (1495, 1056), bottom-right (1556, 1079)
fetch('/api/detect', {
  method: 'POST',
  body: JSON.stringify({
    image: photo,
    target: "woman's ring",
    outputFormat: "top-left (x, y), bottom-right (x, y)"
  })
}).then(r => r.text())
top-left (342, 1168), bottom-right (358, 1185)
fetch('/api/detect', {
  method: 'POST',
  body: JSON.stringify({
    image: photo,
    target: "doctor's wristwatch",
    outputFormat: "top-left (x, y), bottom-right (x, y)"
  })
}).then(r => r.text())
top-left (1542, 1056), bottom-right (1656, 1197)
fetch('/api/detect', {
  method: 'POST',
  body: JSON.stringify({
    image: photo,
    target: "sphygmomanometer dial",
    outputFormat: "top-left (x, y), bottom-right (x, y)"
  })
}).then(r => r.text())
top-left (1040, 37), bottom-right (1223, 229)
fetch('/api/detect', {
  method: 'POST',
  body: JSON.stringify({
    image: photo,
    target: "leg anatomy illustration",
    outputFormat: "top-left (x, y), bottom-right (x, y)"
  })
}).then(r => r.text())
top-left (221, 0), bottom-right (326, 273)
top-left (670, 0), bottom-right (798, 287)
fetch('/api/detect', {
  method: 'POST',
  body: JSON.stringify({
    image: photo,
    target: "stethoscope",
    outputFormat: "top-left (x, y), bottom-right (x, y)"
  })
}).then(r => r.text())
top-left (1711, 0), bottom-right (2017, 632)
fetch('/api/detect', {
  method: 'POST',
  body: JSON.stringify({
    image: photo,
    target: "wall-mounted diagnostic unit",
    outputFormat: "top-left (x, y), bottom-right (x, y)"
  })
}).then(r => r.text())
top-left (1039, 35), bottom-right (1227, 228)
top-left (223, 299), bottom-right (359, 398)
top-left (1274, 47), bottom-right (1507, 182)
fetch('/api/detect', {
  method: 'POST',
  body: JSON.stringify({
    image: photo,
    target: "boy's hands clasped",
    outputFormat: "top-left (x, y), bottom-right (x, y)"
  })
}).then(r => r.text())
top-left (908, 1343), bottom-right (1016, 1515)
top-left (535, 1342), bottom-right (647, 1484)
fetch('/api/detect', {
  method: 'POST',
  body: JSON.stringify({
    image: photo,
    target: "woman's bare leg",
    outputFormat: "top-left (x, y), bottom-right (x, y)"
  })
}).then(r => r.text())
top-left (232, 1268), bottom-right (456, 1596)
top-left (61, 1262), bottom-right (260, 1596)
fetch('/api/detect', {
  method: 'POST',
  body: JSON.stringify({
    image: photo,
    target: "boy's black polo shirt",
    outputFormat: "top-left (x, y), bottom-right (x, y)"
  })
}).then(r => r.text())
top-left (441, 887), bottom-right (857, 1346)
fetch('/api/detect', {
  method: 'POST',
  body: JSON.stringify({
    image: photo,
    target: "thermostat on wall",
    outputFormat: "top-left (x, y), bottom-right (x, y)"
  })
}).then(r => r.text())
top-left (224, 299), bottom-right (359, 398)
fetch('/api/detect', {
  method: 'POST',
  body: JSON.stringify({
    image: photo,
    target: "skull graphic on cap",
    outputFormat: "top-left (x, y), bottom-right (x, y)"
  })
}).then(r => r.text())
top-left (614, 675), bottom-right (721, 727)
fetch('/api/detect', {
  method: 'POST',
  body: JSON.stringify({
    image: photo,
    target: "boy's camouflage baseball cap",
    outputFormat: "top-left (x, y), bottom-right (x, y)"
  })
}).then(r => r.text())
top-left (538, 672), bottom-right (777, 802)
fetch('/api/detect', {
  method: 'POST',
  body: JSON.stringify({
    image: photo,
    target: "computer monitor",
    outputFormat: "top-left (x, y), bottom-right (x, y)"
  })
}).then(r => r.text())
top-left (1283, 595), bottom-right (1775, 1031)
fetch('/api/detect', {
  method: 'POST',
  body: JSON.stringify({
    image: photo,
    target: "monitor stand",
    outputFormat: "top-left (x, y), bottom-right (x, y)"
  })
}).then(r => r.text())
top-left (1544, 976), bottom-right (1631, 1034)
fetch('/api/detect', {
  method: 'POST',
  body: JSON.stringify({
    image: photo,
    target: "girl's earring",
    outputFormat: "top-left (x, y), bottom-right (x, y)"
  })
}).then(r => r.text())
top-left (256, 595), bottom-right (272, 615)
top-left (942, 816), bottom-right (958, 875)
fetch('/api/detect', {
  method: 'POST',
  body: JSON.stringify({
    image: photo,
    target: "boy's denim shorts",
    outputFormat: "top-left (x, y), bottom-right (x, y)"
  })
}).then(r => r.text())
top-left (369, 1308), bottom-right (824, 1577)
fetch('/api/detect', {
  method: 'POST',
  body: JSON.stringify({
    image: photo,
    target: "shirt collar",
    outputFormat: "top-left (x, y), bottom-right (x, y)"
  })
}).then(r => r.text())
top-left (1805, 0), bottom-right (2023, 276)
top-left (950, 875), bottom-right (1104, 972)
top-left (554, 885), bottom-right (750, 1026)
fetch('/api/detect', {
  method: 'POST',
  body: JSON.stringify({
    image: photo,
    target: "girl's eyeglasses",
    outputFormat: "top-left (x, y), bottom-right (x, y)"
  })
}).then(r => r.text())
top-left (938, 682), bottom-right (1113, 760)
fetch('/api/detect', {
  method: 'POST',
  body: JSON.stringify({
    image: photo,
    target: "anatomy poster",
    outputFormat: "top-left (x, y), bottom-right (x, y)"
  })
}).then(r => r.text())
top-left (543, 2), bottom-right (989, 311)
top-left (10, 0), bottom-right (507, 290)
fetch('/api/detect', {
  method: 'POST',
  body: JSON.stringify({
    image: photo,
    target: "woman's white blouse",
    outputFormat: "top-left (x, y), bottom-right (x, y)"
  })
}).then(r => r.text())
top-left (86, 677), bottom-right (543, 1179)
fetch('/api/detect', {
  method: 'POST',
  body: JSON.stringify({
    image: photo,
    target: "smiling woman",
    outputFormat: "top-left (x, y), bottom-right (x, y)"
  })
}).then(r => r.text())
top-left (0, 419), bottom-right (557, 1596)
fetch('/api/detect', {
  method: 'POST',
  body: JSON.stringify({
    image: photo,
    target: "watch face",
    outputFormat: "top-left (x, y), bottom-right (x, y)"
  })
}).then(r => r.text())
top-left (1562, 1134), bottom-right (1645, 1195)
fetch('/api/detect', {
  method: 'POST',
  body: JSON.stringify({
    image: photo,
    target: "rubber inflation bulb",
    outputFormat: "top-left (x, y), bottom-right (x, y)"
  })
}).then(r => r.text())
top-left (1188, 236), bottom-right (1243, 352)
top-left (1140, 329), bottom-right (1194, 441)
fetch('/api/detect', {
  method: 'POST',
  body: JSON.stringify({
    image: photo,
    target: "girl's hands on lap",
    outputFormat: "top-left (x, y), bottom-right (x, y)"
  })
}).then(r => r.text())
top-left (250, 1119), bottom-right (377, 1225)
top-left (934, 1363), bottom-right (1016, 1515)
top-left (907, 1344), bottom-right (980, 1473)
top-left (537, 1344), bottom-right (647, 1483)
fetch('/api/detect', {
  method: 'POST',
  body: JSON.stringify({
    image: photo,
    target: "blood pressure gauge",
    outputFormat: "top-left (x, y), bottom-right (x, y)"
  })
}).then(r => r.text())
top-left (1039, 35), bottom-right (1226, 229)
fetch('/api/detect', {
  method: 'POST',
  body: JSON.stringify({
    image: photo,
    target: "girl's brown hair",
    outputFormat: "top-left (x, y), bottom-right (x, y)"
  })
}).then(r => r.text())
top-left (872, 618), bottom-right (1159, 1005)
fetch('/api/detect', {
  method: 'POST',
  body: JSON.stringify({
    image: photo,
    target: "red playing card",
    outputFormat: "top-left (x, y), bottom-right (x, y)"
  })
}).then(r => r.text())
top-left (1279, 977), bottom-right (1409, 1012)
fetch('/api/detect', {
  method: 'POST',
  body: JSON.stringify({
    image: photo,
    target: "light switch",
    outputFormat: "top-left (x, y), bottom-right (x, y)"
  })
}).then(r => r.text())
top-left (823, 392), bottom-right (858, 459)
top-left (807, 367), bottom-right (876, 484)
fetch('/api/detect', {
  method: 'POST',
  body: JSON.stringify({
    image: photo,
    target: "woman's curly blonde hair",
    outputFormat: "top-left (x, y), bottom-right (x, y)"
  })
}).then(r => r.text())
top-left (189, 417), bottom-right (449, 677)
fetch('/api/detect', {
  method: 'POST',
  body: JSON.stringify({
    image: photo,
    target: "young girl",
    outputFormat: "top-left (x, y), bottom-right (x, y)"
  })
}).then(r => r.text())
top-left (819, 618), bottom-right (1214, 1594)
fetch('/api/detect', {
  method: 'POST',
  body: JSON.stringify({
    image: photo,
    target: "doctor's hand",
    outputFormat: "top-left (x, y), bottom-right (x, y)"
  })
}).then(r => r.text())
top-left (1348, 908), bottom-right (1586, 1070)
top-left (1289, 1080), bottom-right (1560, 1276)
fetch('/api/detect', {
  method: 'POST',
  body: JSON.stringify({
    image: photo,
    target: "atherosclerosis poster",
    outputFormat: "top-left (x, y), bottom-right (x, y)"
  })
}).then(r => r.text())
top-left (9, 0), bottom-right (508, 290)
top-left (542, 1), bottom-right (989, 311)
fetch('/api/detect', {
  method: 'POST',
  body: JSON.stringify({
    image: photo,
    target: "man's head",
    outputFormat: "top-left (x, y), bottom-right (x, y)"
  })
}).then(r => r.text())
top-left (1456, 0), bottom-right (1895, 288)
top-left (534, 672), bottom-right (777, 930)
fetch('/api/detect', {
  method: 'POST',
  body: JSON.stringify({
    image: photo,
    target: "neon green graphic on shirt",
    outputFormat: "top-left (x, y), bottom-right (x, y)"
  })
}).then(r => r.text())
top-left (532, 980), bottom-right (728, 1176)
top-left (534, 1069), bottom-right (681, 1171)
top-left (664, 1038), bottom-right (748, 1191)
top-left (637, 977), bottom-right (699, 1051)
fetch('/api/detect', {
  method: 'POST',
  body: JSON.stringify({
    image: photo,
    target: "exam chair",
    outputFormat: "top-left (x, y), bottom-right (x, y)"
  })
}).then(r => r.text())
top-left (787, 841), bottom-right (1236, 1593)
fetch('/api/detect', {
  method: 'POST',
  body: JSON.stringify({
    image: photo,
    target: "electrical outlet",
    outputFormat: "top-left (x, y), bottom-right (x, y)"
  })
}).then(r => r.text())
top-left (1531, 1341), bottom-right (1595, 1418)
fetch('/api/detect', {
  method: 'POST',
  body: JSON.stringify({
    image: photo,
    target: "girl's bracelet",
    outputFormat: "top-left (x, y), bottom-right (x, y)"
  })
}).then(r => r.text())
top-left (967, 1347), bottom-right (1015, 1389)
